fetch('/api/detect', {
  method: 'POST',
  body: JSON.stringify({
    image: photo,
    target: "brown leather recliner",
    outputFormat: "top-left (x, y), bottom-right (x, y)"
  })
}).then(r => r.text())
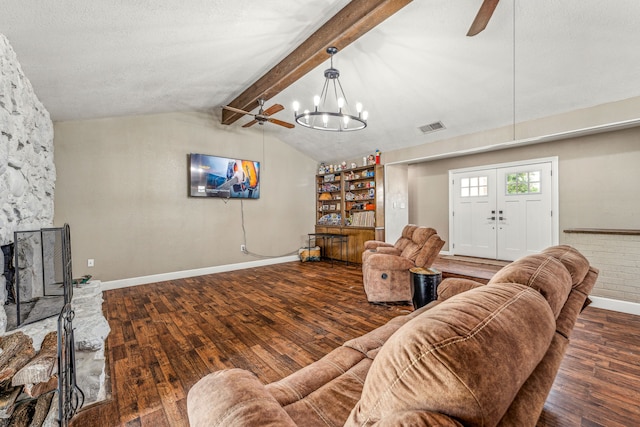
top-left (362, 228), bottom-right (445, 303)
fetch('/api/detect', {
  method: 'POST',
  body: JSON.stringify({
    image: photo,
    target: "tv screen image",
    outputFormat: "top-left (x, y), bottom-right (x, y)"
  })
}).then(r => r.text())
top-left (189, 153), bottom-right (260, 199)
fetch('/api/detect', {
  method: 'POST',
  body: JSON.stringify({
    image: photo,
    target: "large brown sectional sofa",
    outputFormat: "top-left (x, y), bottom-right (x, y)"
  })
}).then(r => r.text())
top-left (187, 245), bottom-right (598, 426)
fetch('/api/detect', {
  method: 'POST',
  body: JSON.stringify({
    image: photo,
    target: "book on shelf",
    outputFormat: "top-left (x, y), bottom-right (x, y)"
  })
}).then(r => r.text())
top-left (350, 211), bottom-right (375, 227)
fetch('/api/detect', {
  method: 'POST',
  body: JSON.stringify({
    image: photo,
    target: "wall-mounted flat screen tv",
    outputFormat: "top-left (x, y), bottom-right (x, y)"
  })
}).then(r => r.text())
top-left (189, 153), bottom-right (260, 199)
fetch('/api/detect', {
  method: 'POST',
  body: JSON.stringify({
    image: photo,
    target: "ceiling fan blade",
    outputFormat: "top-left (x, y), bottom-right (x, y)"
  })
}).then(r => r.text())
top-left (223, 105), bottom-right (253, 116)
top-left (263, 104), bottom-right (284, 117)
top-left (467, 0), bottom-right (499, 36)
top-left (268, 118), bottom-right (295, 129)
top-left (242, 119), bottom-right (258, 128)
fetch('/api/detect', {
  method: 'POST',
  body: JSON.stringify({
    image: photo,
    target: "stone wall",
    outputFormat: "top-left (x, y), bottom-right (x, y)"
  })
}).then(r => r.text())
top-left (0, 34), bottom-right (55, 332)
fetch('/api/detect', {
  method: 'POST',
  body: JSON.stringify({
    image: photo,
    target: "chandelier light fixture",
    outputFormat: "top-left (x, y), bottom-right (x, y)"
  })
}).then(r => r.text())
top-left (293, 47), bottom-right (368, 132)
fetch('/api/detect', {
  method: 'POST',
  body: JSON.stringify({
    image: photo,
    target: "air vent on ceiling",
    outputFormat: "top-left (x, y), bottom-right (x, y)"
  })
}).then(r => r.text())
top-left (419, 121), bottom-right (446, 134)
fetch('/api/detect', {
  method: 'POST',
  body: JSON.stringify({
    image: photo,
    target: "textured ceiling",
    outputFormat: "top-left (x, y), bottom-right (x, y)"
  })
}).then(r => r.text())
top-left (2, 1), bottom-right (640, 162)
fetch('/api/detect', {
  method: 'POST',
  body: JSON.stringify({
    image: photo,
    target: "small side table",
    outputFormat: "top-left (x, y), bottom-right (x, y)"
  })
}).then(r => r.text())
top-left (410, 267), bottom-right (442, 309)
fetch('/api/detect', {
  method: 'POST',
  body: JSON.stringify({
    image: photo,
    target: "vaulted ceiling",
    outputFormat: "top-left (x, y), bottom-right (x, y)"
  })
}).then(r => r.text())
top-left (2, 1), bottom-right (640, 162)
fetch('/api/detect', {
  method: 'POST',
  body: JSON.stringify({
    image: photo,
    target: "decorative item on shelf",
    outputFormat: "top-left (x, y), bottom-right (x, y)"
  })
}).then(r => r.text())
top-left (292, 47), bottom-right (368, 132)
top-left (345, 171), bottom-right (355, 180)
top-left (345, 191), bottom-right (355, 201)
top-left (329, 164), bottom-right (334, 173)
top-left (367, 154), bottom-right (375, 165)
top-left (369, 188), bottom-right (375, 198)
top-left (375, 149), bottom-right (381, 164)
top-left (318, 213), bottom-right (341, 225)
top-left (319, 192), bottom-right (332, 200)
top-left (318, 163), bottom-right (326, 174)
top-left (350, 162), bottom-right (357, 169)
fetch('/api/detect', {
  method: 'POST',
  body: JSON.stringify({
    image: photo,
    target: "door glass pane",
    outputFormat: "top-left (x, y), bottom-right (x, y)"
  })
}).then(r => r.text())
top-left (506, 170), bottom-right (541, 194)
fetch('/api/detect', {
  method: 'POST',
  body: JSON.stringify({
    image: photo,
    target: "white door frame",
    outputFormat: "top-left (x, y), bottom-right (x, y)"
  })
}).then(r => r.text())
top-left (448, 156), bottom-right (559, 257)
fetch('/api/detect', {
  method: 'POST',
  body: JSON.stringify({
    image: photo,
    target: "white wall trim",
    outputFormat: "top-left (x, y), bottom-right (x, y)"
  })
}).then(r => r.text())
top-left (100, 255), bottom-right (300, 291)
top-left (385, 117), bottom-right (640, 167)
top-left (589, 296), bottom-right (640, 316)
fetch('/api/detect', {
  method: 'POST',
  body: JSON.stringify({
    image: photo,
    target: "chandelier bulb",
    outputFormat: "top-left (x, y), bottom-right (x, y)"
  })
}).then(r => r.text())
top-left (343, 115), bottom-right (350, 127)
top-left (313, 95), bottom-right (321, 107)
top-left (337, 97), bottom-right (345, 110)
top-left (322, 114), bottom-right (329, 126)
top-left (292, 101), bottom-right (300, 114)
top-left (356, 102), bottom-right (363, 113)
top-left (362, 111), bottom-right (369, 121)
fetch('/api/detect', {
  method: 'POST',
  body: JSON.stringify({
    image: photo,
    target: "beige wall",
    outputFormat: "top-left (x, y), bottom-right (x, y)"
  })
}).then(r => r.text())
top-left (53, 112), bottom-right (317, 281)
top-left (407, 127), bottom-right (640, 250)
top-left (384, 99), bottom-right (640, 305)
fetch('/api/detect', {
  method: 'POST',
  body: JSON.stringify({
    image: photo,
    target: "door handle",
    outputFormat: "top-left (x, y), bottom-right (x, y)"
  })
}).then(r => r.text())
top-left (499, 216), bottom-right (506, 221)
top-left (487, 217), bottom-right (496, 220)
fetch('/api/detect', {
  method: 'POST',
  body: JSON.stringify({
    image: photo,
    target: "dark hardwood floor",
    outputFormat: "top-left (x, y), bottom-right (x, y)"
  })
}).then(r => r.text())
top-left (70, 261), bottom-right (640, 427)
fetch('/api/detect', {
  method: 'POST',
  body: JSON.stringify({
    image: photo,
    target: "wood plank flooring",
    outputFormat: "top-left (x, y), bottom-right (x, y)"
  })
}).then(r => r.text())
top-left (70, 261), bottom-right (640, 427)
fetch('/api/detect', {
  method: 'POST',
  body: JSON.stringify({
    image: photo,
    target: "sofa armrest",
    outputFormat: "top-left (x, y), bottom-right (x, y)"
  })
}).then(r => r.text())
top-left (364, 240), bottom-right (394, 250)
top-left (366, 253), bottom-right (415, 270)
top-left (373, 247), bottom-right (403, 256)
top-left (187, 369), bottom-right (296, 427)
top-left (437, 278), bottom-right (484, 301)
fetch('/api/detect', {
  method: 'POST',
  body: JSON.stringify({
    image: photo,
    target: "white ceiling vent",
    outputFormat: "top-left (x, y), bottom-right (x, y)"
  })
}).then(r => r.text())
top-left (419, 121), bottom-right (446, 134)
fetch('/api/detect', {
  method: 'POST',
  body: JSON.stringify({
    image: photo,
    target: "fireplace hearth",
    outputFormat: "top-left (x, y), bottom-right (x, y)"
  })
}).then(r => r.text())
top-left (0, 225), bottom-right (110, 426)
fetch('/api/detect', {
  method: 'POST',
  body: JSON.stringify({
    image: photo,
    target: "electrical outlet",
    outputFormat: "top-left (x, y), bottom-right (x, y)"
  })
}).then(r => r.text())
top-left (240, 244), bottom-right (246, 253)
top-left (88, 259), bottom-right (95, 267)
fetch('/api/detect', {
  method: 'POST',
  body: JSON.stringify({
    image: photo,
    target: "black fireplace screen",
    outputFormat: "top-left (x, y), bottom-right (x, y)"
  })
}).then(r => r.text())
top-left (56, 224), bottom-right (84, 425)
top-left (10, 225), bottom-right (83, 425)
top-left (13, 227), bottom-right (66, 327)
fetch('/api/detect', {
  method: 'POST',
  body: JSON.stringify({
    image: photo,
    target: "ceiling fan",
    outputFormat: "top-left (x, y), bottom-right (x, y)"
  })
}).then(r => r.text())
top-left (467, 0), bottom-right (499, 36)
top-left (222, 98), bottom-right (295, 129)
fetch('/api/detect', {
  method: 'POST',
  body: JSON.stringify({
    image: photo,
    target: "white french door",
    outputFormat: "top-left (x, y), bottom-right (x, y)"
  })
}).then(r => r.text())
top-left (452, 168), bottom-right (497, 258)
top-left (450, 158), bottom-right (557, 261)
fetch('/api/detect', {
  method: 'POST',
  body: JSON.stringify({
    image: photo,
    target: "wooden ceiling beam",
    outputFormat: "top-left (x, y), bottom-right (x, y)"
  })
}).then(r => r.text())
top-left (221, 0), bottom-right (413, 125)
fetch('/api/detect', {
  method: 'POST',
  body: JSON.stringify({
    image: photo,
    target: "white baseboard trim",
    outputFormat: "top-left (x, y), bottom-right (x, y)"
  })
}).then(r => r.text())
top-left (100, 255), bottom-right (300, 291)
top-left (589, 296), bottom-right (640, 316)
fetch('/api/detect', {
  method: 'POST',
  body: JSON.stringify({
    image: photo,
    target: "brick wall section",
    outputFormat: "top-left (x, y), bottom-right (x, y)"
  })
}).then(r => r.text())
top-left (563, 232), bottom-right (640, 303)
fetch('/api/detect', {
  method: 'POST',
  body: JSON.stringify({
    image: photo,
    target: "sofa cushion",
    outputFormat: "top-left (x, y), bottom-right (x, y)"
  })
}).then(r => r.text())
top-left (414, 234), bottom-right (445, 268)
top-left (488, 254), bottom-right (572, 318)
top-left (276, 357), bottom-right (373, 426)
top-left (396, 225), bottom-right (418, 251)
top-left (400, 242), bottom-right (421, 261)
top-left (343, 315), bottom-right (411, 358)
top-left (345, 283), bottom-right (556, 427)
top-left (266, 346), bottom-right (366, 407)
top-left (437, 277), bottom-right (484, 301)
top-left (187, 369), bottom-right (297, 427)
top-left (541, 245), bottom-right (590, 286)
top-left (411, 227), bottom-right (436, 246)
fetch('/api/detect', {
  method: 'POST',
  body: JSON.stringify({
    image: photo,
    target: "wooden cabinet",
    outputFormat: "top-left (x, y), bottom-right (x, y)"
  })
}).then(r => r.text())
top-left (315, 165), bottom-right (384, 263)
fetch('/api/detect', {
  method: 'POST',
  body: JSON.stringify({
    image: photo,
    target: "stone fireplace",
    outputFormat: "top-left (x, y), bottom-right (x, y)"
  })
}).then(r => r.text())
top-left (1, 35), bottom-right (110, 425)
